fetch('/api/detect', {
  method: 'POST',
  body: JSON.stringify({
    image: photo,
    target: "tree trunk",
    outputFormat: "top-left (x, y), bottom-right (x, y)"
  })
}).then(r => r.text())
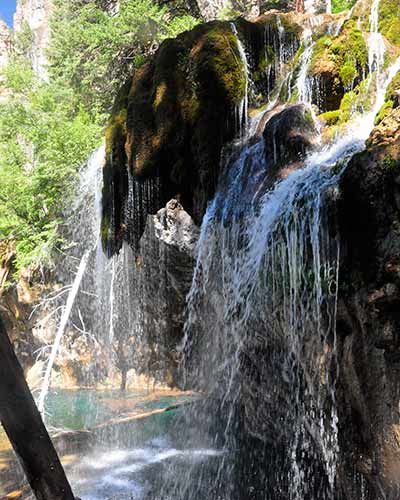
top-left (0, 316), bottom-right (76, 500)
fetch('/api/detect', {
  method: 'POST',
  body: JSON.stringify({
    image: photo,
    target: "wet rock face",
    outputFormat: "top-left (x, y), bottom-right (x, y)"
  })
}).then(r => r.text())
top-left (138, 199), bottom-right (199, 385)
top-left (195, 0), bottom-right (295, 19)
top-left (102, 14), bottom-right (301, 256)
top-left (102, 20), bottom-right (248, 255)
top-left (337, 107), bottom-right (400, 499)
top-left (263, 104), bottom-right (318, 168)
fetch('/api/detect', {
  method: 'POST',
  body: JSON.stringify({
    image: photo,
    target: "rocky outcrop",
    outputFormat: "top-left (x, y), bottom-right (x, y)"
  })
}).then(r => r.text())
top-left (263, 103), bottom-right (318, 168)
top-left (337, 106), bottom-right (400, 498)
top-left (14, 0), bottom-right (52, 79)
top-left (309, 18), bottom-right (368, 112)
top-left (102, 13), bottom-right (302, 255)
top-left (195, 0), bottom-right (296, 20)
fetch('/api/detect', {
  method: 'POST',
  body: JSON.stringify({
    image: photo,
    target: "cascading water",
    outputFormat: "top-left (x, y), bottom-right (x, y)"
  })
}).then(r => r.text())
top-left (3, 4), bottom-right (400, 500)
top-left (368, 0), bottom-right (385, 77)
top-left (231, 23), bottom-right (249, 136)
top-left (153, 12), bottom-right (400, 500)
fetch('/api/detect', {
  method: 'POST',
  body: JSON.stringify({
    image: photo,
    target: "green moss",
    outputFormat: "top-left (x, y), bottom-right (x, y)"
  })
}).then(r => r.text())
top-left (319, 109), bottom-right (341, 125)
top-left (386, 71), bottom-right (400, 103)
top-left (338, 90), bottom-right (357, 122)
top-left (197, 27), bottom-right (246, 105)
top-left (105, 108), bottom-right (127, 156)
top-left (105, 79), bottom-right (130, 156)
top-left (310, 20), bottom-right (367, 89)
top-left (332, 0), bottom-right (356, 14)
top-left (304, 109), bottom-right (314, 125)
top-left (375, 99), bottom-right (394, 124)
top-left (378, 0), bottom-right (400, 47)
top-left (339, 63), bottom-right (357, 87)
top-left (383, 154), bottom-right (400, 171)
top-left (310, 35), bottom-right (333, 71)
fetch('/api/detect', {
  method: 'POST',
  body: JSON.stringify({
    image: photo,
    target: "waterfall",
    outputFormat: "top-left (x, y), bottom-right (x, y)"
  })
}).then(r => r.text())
top-left (15, 7), bottom-right (400, 500)
top-left (156, 34), bottom-right (400, 500)
top-left (367, 0), bottom-right (385, 79)
top-left (296, 41), bottom-right (314, 105)
top-left (230, 23), bottom-right (249, 137)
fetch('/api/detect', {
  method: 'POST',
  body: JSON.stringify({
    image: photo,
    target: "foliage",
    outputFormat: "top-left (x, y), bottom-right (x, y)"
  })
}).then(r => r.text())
top-left (0, 60), bottom-right (101, 272)
top-left (378, 0), bottom-right (400, 47)
top-left (331, 0), bottom-right (356, 14)
top-left (48, 0), bottom-right (199, 122)
top-left (217, 1), bottom-right (240, 20)
top-left (0, 0), bottom-right (199, 275)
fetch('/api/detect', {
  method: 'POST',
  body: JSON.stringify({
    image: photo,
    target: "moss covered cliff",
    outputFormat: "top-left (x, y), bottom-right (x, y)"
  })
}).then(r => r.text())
top-left (102, 13), bottom-right (301, 254)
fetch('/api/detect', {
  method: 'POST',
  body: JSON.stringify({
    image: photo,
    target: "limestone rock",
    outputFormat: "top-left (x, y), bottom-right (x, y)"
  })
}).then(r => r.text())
top-left (337, 104), bottom-right (400, 498)
top-left (14, 0), bottom-right (52, 79)
top-left (138, 199), bottom-right (199, 385)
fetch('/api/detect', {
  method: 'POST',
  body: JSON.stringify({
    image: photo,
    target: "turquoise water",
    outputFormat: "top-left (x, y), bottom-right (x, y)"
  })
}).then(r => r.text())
top-left (0, 389), bottom-right (217, 500)
top-left (43, 389), bottom-right (193, 431)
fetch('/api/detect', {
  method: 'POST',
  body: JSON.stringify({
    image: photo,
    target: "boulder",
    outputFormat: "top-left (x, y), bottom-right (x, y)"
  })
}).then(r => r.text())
top-left (262, 103), bottom-right (318, 174)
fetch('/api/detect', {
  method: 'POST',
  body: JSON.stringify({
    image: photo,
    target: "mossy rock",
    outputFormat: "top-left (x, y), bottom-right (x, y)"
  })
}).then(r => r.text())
top-left (375, 71), bottom-right (400, 125)
top-left (102, 79), bottom-right (131, 256)
top-left (102, 14), bottom-right (302, 255)
top-left (331, 0), bottom-right (356, 14)
top-left (102, 20), bottom-right (249, 254)
top-left (309, 19), bottom-right (368, 112)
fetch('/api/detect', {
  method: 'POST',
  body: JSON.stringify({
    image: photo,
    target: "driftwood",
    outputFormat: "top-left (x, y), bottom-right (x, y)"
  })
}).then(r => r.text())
top-left (0, 315), bottom-right (76, 500)
top-left (38, 251), bottom-right (90, 417)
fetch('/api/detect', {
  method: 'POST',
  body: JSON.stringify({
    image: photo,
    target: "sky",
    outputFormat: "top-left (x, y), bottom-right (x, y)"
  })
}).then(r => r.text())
top-left (0, 0), bottom-right (17, 27)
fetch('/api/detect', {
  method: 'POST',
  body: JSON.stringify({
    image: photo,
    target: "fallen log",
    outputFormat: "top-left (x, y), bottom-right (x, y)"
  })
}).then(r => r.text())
top-left (0, 315), bottom-right (76, 500)
top-left (38, 250), bottom-right (90, 417)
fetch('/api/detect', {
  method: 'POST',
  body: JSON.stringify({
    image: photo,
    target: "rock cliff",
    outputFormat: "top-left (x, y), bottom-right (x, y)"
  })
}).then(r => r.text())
top-left (0, 19), bottom-right (11, 99)
top-left (14, 0), bottom-right (52, 78)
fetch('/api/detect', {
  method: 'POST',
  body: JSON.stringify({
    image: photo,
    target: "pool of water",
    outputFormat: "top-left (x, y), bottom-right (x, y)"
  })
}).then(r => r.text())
top-left (68, 435), bottom-right (223, 500)
top-left (43, 388), bottom-right (193, 431)
top-left (0, 389), bottom-right (221, 500)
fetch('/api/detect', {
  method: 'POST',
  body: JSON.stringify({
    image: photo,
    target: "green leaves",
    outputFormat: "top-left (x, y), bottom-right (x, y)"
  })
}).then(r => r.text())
top-left (0, 0), bottom-right (199, 277)
top-left (47, 0), bottom-right (199, 118)
top-left (0, 62), bottom-right (101, 273)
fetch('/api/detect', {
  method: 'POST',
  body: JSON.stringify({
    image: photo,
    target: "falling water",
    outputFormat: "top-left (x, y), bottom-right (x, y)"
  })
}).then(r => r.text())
top-left (5, 6), bottom-right (400, 500)
top-left (231, 23), bottom-right (249, 136)
top-left (155, 33), bottom-right (400, 500)
top-left (368, 0), bottom-right (385, 78)
top-left (296, 41), bottom-right (314, 105)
